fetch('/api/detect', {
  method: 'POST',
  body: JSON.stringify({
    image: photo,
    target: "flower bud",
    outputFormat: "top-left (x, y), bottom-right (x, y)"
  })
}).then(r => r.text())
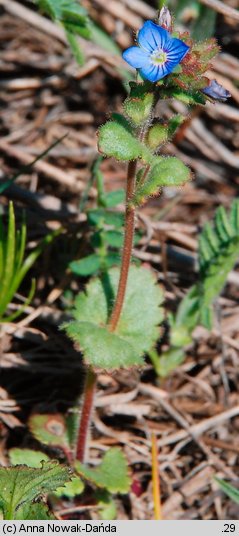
top-left (202, 79), bottom-right (231, 102)
top-left (158, 6), bottom-right (172, 31)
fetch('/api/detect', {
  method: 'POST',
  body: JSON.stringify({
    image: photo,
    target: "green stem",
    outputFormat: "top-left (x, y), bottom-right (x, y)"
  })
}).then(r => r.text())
top-left (75, 368), bottom-right (97, 463)
top-left (108, 160), bottom-right (137, 332)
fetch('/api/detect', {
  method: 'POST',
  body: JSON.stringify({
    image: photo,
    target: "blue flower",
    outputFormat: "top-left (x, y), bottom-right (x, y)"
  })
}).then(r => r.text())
top-left (202, 80), bottom-right (231, 102)
top-left (122, 20), bottom-right (190, 83)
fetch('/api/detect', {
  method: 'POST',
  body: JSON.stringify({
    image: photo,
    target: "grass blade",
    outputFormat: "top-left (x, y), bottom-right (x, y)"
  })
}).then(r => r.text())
top-left (0, 202), bottom-right (16, 317)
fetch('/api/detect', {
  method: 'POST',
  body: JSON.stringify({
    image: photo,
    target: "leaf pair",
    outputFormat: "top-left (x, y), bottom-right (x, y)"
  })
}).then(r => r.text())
top-left (98, 114), bottom-right (191, 205)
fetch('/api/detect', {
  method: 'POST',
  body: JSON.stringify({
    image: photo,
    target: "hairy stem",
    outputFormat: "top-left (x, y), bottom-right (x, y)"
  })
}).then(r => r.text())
top-left (76, 368), bottom-right (97, 463)
top-left (108, 160), bottom-right (137, 332)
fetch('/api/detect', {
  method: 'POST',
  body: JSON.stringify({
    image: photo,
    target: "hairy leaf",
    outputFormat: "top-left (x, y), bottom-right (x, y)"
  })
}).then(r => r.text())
top-left (62, 265), bottom-right (164, 369)
top-left (168, 88), bottom-right (206, 105)
top-left (134, 157), bottom-right (190, 204)
top-left (124, 91), bottom-right (154, 126)
top-left (98, 116), bottom-right (144, 161)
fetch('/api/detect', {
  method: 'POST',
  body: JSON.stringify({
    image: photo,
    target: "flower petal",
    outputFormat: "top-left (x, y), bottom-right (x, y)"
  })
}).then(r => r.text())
top-left (139, 63), bottom-right (165, 83)
top-left (165, 38), bottom-right (190, 63)
top-left (138, 21), bottom-right (170, 53)
top-left (122, 46), bottom-right (149, 68)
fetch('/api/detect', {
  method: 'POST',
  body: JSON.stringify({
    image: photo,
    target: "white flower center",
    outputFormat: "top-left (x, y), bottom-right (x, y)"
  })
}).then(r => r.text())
top-left (150, 48), bottom-right (167, 65)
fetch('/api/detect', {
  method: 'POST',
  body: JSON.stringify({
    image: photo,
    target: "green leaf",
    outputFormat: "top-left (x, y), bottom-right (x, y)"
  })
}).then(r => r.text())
top-left (0, 461), bottom-right (71, 519)
top-left (0, 202), bottom-right (16, 315)
top-left (168, 114), bottom-right (185, 137)
top-left (104, 231), bottom-right (123, 248)
top-left (98, 117), bottom-right (143, 161)
top-left (95, 490), bottom-right (117, 520)
top-left (146, 124), bottom-right (169, 149)
top-left (173, 284), bottom-right (200, 339)
top-left (215, 478), bottom-right (239, 504)
top-left (16, 502), bottom-right (55, 520)
top-left (169, 200), bottom-right (239, 342)
top-left (9, 449), bottom-right (50, 468)
top-left (35, 0), bottom-right (90, 65)
top-left (37, 0), bottom-right (88, 23)
top-left (62, 265), bottom-right (164, 369)
top-left (69, 254), bottom-right (101, 277)
top-left (198, 201), bottom-right (239, 328)
top-left (149, 348), bottom-right (185, 378)
top-left (104, 253), bottom-right (121, 268)
top-left (0, 203), bottom-right (60, 320)
top-left (75, 447), bottom-right (130, 494)
top-left (87, 209), bottom-right (124, 228)
top-left (134, 157), bottom-right (190, 204)
top-left (169, 88), bottom-right (206, 105)
top-left (65, 30), bottom-right (85, 65)
top-left (54, 475), bottom-right (84, 498)
top-left (103, 190), bottom-right (125, 208)
top-left (29, 414), bottom-right (70, 450)
top-left (124, 91), bottom-right (154, 126)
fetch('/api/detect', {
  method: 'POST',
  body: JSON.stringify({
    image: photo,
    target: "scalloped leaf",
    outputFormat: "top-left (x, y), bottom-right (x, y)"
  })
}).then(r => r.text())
top-left (98, 116), bottom-right (143, 161)
top-left (0, 461), bottom-right (71, 519)
top-left (54, 475), bottom-right (84, 498)
top-left (16, 502), bottom-right (55, 520)
top-left (62, 265), bottom-right (164, 369)
top-left (29, 414), bottom-right (70, 450)
top-left (134, 157), bottom-right (190, 204)
top-left (75, 447), bottom-right (130, 494)
top-left (9, 449), bottom-right (50, 468)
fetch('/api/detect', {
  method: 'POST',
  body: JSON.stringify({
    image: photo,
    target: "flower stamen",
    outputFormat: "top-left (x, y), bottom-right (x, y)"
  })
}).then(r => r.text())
top-left (150, 49), bottom-right (167, 66)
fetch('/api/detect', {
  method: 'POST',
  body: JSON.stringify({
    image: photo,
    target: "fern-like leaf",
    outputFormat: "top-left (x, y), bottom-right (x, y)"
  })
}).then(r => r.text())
top-left (198, 200), bottom-right (239, 328)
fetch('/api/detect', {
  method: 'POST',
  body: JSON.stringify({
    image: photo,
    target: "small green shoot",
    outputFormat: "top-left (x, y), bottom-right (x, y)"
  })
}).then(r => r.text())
top-left (0, 202), bottom-right (60, 322)
top-left (151, 200), bottom-right (239, 377)
top-left (215, 478), bottom-right (239, 504)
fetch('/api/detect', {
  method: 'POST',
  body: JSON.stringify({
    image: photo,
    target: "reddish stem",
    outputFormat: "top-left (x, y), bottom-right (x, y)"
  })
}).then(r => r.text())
top-left (76, 368), bottom-right (97, 463)
top-left (108, 160), bottom-right (137, 332)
